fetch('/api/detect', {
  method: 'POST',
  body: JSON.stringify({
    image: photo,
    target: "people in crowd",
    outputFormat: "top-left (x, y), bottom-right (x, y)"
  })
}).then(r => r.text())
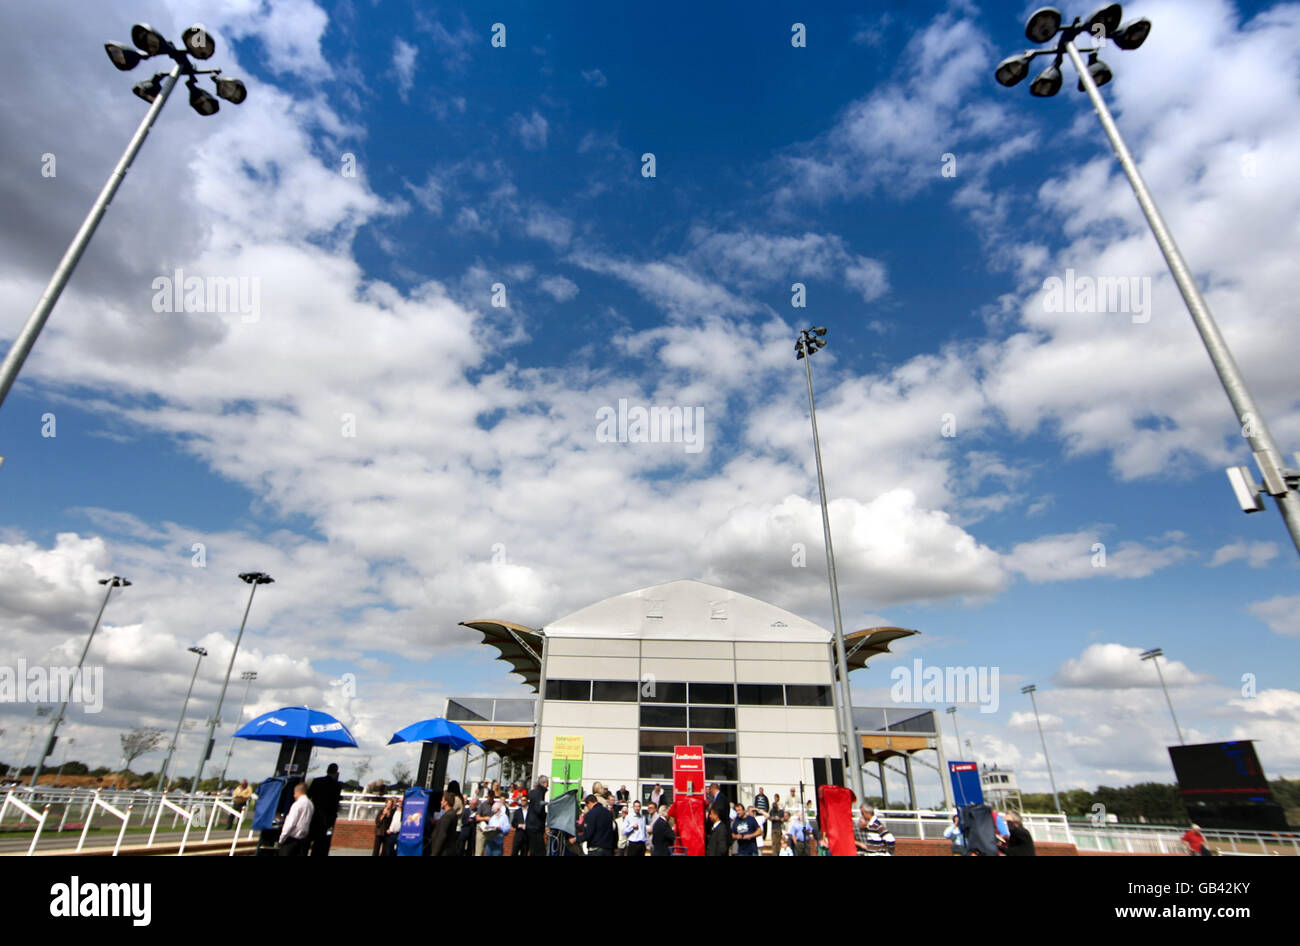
top-left (705, 804), bottom-right (730, 856)
top-left (786, 808), bottom-right (811, 856)
top-left (484, 798), bottom-right (510, 856)
top-left (615, 805), bottom-right (630, 855)
top-left (648, 801), bottom-right (675, 856)
top-left (307, 762), bottom-right (342, 857)
top-left (428, 794), bottom-right (459, 856)
top-left (650, 783), bottom-right (664, 807)
top-left (731, 803), bottom-right (761, 856)
top-left (510, 794), bottom-right (529, 856)
top-left (1181, 823), bottom-right (1213, 856)
top-left (616, 784), bottom-right (630, 803)
top-left (944, 813), bottom-right (967, 855)
top-left (227, 779), bottom-right (253, 829)
top-left (779, 834), bottom-right (796, 856)
top-left (623, 799), bottom-right (647, 856)
top-left (278, 782), bottom-right (314, 856)
top-left (577, 793), bottom-right (615, 856)
top-left (373, 797), bottom-right (396, 856)
top-left (526, 775), bottom-right (548, 855)
top-left (473, 789), bottom-right (495, 856)
top-left (767, 793), bottom-right (784, 853)
top-left (854, 804), bottom-right (896, 856)
top-left (1005, 811), bottom-right (1036, 856)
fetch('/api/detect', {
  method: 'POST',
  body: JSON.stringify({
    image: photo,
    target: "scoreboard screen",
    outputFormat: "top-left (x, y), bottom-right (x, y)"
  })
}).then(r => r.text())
top-left (1168, 741), bottom-right (1271, 798)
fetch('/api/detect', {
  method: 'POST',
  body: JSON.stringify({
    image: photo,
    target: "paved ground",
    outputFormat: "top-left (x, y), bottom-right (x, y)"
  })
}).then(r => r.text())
top-left (0, 826), bottom-right (244, 855)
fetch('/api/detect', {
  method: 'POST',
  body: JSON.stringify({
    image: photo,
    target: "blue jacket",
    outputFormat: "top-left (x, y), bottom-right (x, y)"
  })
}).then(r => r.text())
top-left (577, 802), bottom-right (615, 851)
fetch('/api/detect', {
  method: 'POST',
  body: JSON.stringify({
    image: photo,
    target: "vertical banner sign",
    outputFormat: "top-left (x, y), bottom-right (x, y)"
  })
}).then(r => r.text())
top-left (948, 762), bottom-right (984, 807)
top-left (673, 746), bottom-right (705, 795)
top-left (397, 787), bottom-right (430, 856)
top-left (551, 735), bottom-right (584, 797)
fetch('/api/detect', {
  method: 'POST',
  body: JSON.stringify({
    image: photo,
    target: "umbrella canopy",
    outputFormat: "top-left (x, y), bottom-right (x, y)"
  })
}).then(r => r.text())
top-left (387, 717), bottom-right (483, 750)
top-left (234, 705), bottom-right (358, 748)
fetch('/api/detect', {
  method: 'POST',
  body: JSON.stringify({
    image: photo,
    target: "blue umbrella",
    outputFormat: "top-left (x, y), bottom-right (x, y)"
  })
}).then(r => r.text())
top-left (387, 717), bottom-right (483, 750)
top-left (235, 705), bottom-right (358, 749)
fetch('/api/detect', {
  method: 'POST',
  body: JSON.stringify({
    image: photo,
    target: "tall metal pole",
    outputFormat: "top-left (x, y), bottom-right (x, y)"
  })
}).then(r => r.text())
top-left (30, 577), bottom-right (127, 787)
top-left (0, 64), bottom-right (181, 412)
top-left (191, 577), bottom-right (265, 792)
top-left (1141, 649), bottom-right (1185, 745)
top-left (801, 335), bottom-right (867, 805)
top-left (218, 671), bottom-right (257, 785)
top-left (947, 707), bottom-right (964, 757)
top-left (159, 647), bottom-right (206, 791)
top-left (1066, 39), bottom-right (1300, 557)
top-left (1023, 686), bottom-right (1063, 815)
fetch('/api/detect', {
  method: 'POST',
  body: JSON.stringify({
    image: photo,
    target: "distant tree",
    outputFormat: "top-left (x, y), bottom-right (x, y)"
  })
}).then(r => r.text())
top-left (391, 762), bottom-right (412, 786)
top-left (120, 728), bottom-right (166, 772)
top-left (353, 757), bottom-right (372, 786)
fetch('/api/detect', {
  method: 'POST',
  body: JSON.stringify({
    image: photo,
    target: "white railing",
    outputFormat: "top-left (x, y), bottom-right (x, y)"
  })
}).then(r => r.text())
top-left (149, 795), bottom-right (194, 855)
top-left (0, 792), bottom-right (49, 856)
top-left (76, 790), bottom-right (133, 856)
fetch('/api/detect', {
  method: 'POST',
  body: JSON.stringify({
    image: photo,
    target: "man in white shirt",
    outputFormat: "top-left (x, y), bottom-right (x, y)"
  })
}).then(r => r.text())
top-left (622, 799), bottom-right (648, 857)
top-left (278, 782), bottom-right (314, 856)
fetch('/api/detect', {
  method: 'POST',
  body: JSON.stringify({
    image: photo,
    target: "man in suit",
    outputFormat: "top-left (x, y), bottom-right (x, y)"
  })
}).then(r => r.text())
top-left (510, 796), bottom-right (530, 856)
top-left (525, 775), bottom-right (548, 856)
top-left (576, 793), bottom-right (615, 855)
top-left (706, 782), bottom-right (729, 824)
top-left (428, 794), bottom-right (459, 856)
top-left (648, 802), bottom-right (675, 856)
top-left (615, 785), bottom-right (630, 803)
top-left (705, 804), bottom-right (729, 856)
top-left (306, 763), bottom-right (343, 857)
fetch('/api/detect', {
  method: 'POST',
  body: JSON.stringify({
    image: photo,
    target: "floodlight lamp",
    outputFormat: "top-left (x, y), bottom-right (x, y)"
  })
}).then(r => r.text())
top-left (214, 76), bottom-right (247, 104)
top-left (1030, 64), bottom-right (1063, 97)
top-left (105, 42), bottom-right (141, 71)
top-left (1084, 4), bottom-right (1124, 39)
top-left (1024, 7), bottom-right (1063, 44)
top-left (131, 23), bottom-right (168, 56)
top-left (188, 80), bottom-right (219, 116)
top-left (182, 25), bottom-right (216, 60)
top-left (995, 53), bottom-right (1032, 87)
top-left (1113, 18), bottom-right (1151, 50)
top-left (1079, 54), bottom-right (1113, 90)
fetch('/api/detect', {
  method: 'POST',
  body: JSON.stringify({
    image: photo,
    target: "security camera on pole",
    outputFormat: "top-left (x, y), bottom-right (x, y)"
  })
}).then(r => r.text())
top-left (995, 6), bottom-right (1300, 557)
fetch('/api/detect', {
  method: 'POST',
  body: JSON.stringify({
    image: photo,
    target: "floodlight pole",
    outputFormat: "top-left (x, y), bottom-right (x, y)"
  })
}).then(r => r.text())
top-left (1022, 685), bottom-right (1063, 815)
top-left (799, 335), bottom-right (867, 806)
top-left (29, 577), bottom-right (128, 788)
top-left (1140, 648), bottom-right (1185, 745)
top-left (946, 706), bottom-right (964, 757)
top-left (0, 63), bottom-right (181, 414)
top-left (1065, 38), bottom-right (1300, 558)
top-left (218, 671), bottom-right (258, 785)
top-left (159, 647), bottom-right (206, 791)
top-left (191, 575), bottom-right (268, 792)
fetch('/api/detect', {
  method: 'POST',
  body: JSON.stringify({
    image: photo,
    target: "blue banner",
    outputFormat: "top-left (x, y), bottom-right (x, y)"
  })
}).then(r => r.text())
top-left (397, 787), bottom-right (430, 856)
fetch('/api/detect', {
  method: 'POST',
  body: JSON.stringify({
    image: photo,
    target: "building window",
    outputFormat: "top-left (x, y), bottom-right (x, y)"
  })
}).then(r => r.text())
top-left (688, 706), bottom-right (735, 730)
top-left (638, 755), bottom-right (674, 780)
top-left (688, 682), bottom-right (734, 704)
top-left (639, 730), bottom-right (687, 751)
top-left (640, 681), bottom-right (687, 704)
top-left (706, 757), bottom-right (738, 781)
top-left (691, 731), bottom-right (737, 755)
top-left (640, 705), bottom-right (688, 729)
top-left (736, 684), bottom-right (784, 706)
top-left (592, 680), bottom-right (638, 702)
top-left (785, 684), bottom-right (833, 707)
top-left (545, 679), bottom-right (592, 701)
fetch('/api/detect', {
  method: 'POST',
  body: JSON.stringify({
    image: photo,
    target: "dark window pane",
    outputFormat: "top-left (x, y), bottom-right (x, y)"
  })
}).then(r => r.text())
top-left (689, 706), bottom-right (735, 730)
top-left (639, 755), bottom-right (674, 780)
top-left (592, 680), bottom-right (638, 702)
top-left (639, 730), bottom-right (688, 751)
top-left (641, 682), bottom-right (687, 704)
top-left (545, 679), bottom-right (591, 701)
top-left (446, 698), bottom-right (493, 721)
top-left (736, 684), bottom-right (784, 706)
top-left (706, 758), bottom-right (738, 781)
top-left (691, 731), bottom-right (737, 755)
top-left (786, 684), bottom-right (832, 707)
top-left (688, 683), bottom-right (734, 704)
top-left (640, 705), bottom-right (687, 729)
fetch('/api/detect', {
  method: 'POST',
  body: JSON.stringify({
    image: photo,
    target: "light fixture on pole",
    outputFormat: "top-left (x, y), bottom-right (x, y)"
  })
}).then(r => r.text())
top-left (946, 706), bottom-right (964, 757)
top-left (995, 5), bottom-right (1300, 557)
top-left (159, 645), bottom-right (207, 791)
top-left (53, 738), bottom-right (76, 787)
top-left (1139, 647), bottom-right (1186, 745)
top-left (795, 326), bottom-right (867, 806)
top-left (218, 670), bottom-right (258, 786)
top-left (1021, 684), bottom-right (1063, 815)
top-left (0, 24), bottom-right (248, 419)
top-left (191, 572), bottom-right (273, 792)
top-left (29, 576), bottom-right (130, 788)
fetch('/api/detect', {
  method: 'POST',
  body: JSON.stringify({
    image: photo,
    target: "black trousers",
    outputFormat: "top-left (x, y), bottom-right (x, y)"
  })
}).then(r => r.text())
top-left (527, 828), bottom-right (546, 856)
top-left (627, 841), bottom-right (646, 857)
top-left (279, 836), bottom-right (307, 856)
top-left (512, 828), bottom-right (529, 856)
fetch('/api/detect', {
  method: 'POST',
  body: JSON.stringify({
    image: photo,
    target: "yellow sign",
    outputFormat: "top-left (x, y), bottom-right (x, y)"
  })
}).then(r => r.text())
top-left (553, 735), bottom-right (583, 760)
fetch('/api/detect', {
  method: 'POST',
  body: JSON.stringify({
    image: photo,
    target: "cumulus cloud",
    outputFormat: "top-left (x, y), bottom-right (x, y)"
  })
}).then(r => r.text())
top-left (513, 110), bottom-right (549, 150)
top-left (1053, 643), bottom-right (1209, 689)
top-left (1248, 595), bottom-right (1300, 638)
top-left (1209, 541), bottom-right (1278, 569)
top-left (538, 275), bottom-right (579, 302)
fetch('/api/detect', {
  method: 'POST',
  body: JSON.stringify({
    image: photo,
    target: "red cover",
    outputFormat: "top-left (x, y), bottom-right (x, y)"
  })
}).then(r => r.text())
top-left (667, 794), bottom-right (707, 856)
top-left (818, 784), bottom-right (857, 856)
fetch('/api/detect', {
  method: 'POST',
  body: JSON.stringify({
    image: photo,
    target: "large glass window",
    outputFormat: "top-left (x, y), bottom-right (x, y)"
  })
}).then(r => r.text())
top-left (545, 679), bottom-right (591, 701)
top-left (691, 731), bottom-right (737, 755)
top-left (706, 757), bottom-right (738, 781)
top-left (688, 683), bottom-right (734, 704)
top-left (640, 682), bottom-right (687, 704)
top-left (639, 729), bottom-right (687, 751)
top-left (786, 684), bottom-right (833, 707)
top-left (640, 705), bottom-right (688, 729)
top-left (736, 684), bottom-right (784, 706)
top-left (688, 706), bottom-right (735, 730)
top-left (638, 755), bottom-right (674, 780)
top-left (592, 680), bottom-right (638, 702)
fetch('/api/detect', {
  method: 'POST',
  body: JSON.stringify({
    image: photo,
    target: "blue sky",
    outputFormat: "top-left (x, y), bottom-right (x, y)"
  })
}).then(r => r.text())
top-left (0, 0), bottom-right (1297, 804)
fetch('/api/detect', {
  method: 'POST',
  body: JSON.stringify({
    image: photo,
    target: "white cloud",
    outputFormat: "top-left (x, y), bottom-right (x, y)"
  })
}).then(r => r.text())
top-left (392, 38), bottom-right (418, 102)
top-left (1004, 530), bottom-right (1192, 582)
top-left (581, 68), bottom-right (607, 87)
top-left (1209, 541), bottom-right (1278, 569)
top-left (513, 110), bottom-right (549, 150)
top-left (1248, 594), bottom-right (1300, 638)
top-left (538, 275), bottom-right (578, 302)
top-left (1053, 643), bottom-right (1209, 689)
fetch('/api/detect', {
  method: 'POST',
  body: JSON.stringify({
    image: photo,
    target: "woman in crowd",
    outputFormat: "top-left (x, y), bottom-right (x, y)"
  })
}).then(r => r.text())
top-left (373, 797), bottom-right (396, 856)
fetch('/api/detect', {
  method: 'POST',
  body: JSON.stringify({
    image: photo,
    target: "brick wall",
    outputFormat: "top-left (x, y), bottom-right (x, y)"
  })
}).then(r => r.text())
top-left (895, 838), bottom-right (1080, 856)
top-left (334, 819), bottom-right (375, 850)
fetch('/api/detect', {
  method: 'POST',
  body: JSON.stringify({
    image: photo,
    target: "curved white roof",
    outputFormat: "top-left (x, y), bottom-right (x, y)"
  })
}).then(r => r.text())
top-left (543, 579), bottom-right (831, 643)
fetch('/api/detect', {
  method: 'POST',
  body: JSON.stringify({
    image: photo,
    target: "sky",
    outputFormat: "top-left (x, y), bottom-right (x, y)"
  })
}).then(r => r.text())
top-left (0, 0), bottom-right (1297, 806)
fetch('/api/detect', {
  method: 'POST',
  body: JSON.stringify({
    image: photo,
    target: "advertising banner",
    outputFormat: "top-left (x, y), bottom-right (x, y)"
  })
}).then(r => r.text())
top-left (672, 745), bottom-right (705, 795)
top-left (397, 787), bottom-right (430, 856)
